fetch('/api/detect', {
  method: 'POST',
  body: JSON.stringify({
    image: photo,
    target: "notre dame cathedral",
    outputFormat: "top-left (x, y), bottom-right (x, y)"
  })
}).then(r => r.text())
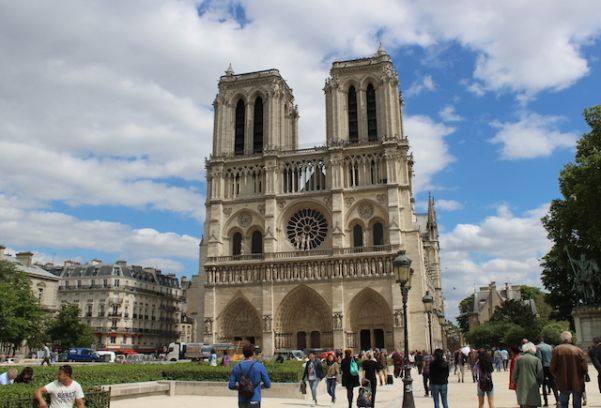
top-left (188, 45), bottom-right (445, 355)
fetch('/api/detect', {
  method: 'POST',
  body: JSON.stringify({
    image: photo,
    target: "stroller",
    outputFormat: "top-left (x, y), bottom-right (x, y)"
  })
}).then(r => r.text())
top-left (357, 379), bottom-right (372, 407)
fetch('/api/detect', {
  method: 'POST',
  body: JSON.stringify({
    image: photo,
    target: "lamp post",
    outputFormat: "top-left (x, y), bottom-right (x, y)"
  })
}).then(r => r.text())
top-left (392, 250), bottom-right (415, 408)
top-left (422, 291), bottom-right (434, 353)
top-left (437, 311), bottom-right (446, 350)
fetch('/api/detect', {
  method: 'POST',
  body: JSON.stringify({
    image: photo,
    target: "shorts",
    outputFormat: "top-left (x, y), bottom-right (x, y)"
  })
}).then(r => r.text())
top-left (477, 385), bottom-right (494, 397)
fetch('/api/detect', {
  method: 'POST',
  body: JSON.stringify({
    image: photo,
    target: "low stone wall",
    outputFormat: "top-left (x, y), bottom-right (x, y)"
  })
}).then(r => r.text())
top-left (103, 381), bottom-right (305, 401)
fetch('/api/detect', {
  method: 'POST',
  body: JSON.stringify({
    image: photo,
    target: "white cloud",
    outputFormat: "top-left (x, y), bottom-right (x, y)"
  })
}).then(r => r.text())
top-left (404, 115), bottom-right (456, 193)
top-left (490, 112), bottom-right (578, 159)
top-left (405, 75), bottom-right (435, 97)
top-left (439, 105), bottom-right (464, 122)
top-left (440, 203), bottom-right (551, 319)
top-left (435, 199), bottom-right (464, 211)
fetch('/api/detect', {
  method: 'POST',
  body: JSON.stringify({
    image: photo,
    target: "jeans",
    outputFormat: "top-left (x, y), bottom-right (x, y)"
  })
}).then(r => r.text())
top-left (423, 373), bottom-right (430, 395)
top-left (309, 379), bottom-right (319, 403)
top-left (346, 386), bottom-right (354, 408)
top-left (431, 384), bottom-right (449, 408)
top-left (326, 378), bottom-right (336, 402)
top-left (559, 390), bottom-right (582, 408)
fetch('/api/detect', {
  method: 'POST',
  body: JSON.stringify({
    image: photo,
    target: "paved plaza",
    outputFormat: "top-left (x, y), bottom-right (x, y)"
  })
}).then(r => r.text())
top-left (112, 364), bottom-right (601, 408)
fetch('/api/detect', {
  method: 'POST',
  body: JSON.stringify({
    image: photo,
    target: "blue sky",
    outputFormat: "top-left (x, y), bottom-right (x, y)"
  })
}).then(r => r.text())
top-left (1, 0), bottom-right (600, 320)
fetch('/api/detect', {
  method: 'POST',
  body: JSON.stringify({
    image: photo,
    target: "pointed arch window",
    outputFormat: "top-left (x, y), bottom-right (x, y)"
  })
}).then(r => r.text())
top-left (348, 86), bottom-right (358, 143)
top-left (373, 222), bottom-right (384, 246)
top-left (235, 99), bottom-right (245, 155)
top-left (366, 84), bottom-right (377, 141)
top-left (353, 224), bottom-right (364, 247)
top-left (253, 97), bottom-right (264, 153)
top-left (232, 232), bottom-right (243, 256)
top-left (251, 230), bottom-right (263, 254)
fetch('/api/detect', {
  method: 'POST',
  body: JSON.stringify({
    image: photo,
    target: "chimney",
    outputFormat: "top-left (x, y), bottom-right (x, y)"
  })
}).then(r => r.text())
top-left (0, 245), bottom-right (5, 260)
top-left (91, 259), bottom-right (102, 265)
top-left (116, 260), bottom-right (127, 266)
top-left (16, 251), bottom-right (34, 267)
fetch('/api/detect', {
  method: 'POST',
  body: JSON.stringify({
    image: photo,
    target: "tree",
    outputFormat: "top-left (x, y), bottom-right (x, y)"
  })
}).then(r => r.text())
top-left (539, 321), bottom-right (570, 346)
top-left (456, 295), bottom-right (474, 334)
top-left (466, 321), bottom-right (515, 349)
top-left (541, 105), bottom-right (601, 322)
top-left (46, 303), bottom-right (95, 349)
top-left (0, 260), bottom-right (47, 354)
top-left (520, 285), bottom-right (553, 319)
top-left (489, 298), bottom-right (542, 341)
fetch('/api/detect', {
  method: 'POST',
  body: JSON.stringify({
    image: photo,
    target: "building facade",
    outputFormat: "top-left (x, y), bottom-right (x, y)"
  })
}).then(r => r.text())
top-left (193, 46), bottom-right (445, 355)
top-left (56, 260), bottom-right (183, 354)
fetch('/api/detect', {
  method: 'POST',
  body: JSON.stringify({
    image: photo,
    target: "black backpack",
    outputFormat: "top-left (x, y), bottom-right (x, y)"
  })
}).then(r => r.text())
top-left (237, 361), bottom-right (257, 399)
top-left (479, 371), bottom-right (493, 392)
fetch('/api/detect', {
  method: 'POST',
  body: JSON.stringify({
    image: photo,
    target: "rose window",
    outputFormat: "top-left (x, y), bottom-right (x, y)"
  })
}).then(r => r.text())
top-left (287, 208), bottom-right (328, 250)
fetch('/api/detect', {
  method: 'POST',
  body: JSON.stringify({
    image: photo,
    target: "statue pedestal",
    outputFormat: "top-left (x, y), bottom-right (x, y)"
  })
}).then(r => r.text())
top-left (572, 305), bottom-right (601, 349)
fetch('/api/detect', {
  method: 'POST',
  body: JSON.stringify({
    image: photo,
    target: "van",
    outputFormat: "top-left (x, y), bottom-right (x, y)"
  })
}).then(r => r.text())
top-left (274, 349), bottom-right (306, 361)
top-left (67, 348), bottom-right (101, 362)
top-left (96, 351), bottom-right (116, 363)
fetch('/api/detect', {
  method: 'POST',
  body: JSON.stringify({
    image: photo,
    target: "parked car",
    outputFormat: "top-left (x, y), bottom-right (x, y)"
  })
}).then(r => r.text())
top-left (67, 348), bottom-right (101, 362)
top-left (274, 349), bottom-right (306, 361)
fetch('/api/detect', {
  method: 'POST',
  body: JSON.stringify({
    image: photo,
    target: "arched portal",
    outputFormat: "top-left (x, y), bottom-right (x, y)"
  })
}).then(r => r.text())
top-left (218, 296), bottom-right (262, 346)
top-left (348, 288), bottom-right (393, 350)
top-left (275, 285), bottom-right (332, 350)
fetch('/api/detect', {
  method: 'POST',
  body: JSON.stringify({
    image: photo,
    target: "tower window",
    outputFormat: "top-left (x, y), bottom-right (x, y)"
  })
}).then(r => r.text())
top-left (232, 232), bottom-right (243, 256)
top-left (373, 222), bottom-right (384, 246)
top-left (251, 231), bottom-right (263, 254)
top-left (367, 84), bottom-right (377, 141)
top-left (235, 99), bottom-right (245, 155)
top-left (348, 86), bottom-right (358, 143)
top-left (353, 224), bottom-right (364, 247)
top-left (253, 97), bottom-right (263, 153)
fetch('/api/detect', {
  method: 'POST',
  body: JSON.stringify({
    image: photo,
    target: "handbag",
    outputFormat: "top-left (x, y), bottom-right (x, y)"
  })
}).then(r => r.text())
top-left (350, 358), bottom-right (359, 376)
top-left (585, 373), bottom-right (590, 383)
top-left (300, 381), bottom-right (307, 394)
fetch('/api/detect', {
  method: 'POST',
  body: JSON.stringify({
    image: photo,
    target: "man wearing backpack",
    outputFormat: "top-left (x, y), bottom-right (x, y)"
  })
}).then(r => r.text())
top-left (229, 344), bottom-right (271, 407)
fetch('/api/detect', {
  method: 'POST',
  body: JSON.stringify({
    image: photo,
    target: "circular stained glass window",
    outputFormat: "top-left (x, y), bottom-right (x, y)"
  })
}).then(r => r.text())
top-left (287, 208), bottom-right (328, 250)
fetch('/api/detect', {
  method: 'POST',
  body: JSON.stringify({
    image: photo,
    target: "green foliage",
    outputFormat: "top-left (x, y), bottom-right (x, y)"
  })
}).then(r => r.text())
top-left (46, 303), bottom-right (95, 349)
top-left (0, 260), bottom-right (47, 353)
top-left (455, 295), bottom-right (474, 333)
top-left (490, 299), bottom-right (536, 327)
top-left (0, 361), bottom-right (307, 404)
top-left (541, 105), bottom-right (601, 321)
top-left (539, 321), bottom-right (571, 345)
top-left (466, 321), bottom-right (515, 349)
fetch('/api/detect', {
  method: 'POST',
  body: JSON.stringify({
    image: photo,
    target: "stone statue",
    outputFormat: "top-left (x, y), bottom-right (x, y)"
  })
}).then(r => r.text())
top-left (569, 251), bottom-right (600, 305)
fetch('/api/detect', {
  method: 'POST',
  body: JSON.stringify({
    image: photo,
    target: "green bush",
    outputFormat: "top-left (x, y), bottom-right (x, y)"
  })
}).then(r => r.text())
top-left (0, 361), bottom-right (307, 403)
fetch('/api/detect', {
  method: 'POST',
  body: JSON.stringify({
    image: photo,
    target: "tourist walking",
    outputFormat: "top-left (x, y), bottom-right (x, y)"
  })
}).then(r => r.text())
top-left (550, 331), bottom-right (588, 408)
top-left (392, 349), bottom-right (404, 378)
top-left (340, 349), bottom-right (360, 408)
top-left (422, 350), bottom-right (434, 397)
top-left (325, 353), bottom-right (340, 405)
top-left (362, 351), bottom-right (380, 408)
top-left (456, 349), bottom-right (467, 383)
top-left (302, 352), bottom-right (324, 407)
top-left (34, 365), bottom-right (84, 408)
top-left (430, 349), bottom-right (450, 408)
top-left (588, 336), bottom-right (601, 393)
top-left (474, 350), bottom-right (495, 408)
top-left (41, 344), bottom-right (51, 366)
top-left (509, 345), bottom-right (521, 404)
top-left (513, 342), bottom-right (544, 408)
top-left (536, 336), bottom-right (559, 406)
top-left (228, 343), bottom-right (271, 408)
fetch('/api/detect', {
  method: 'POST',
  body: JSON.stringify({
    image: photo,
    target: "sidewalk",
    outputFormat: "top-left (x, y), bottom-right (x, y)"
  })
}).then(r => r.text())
top-left (111, 365), bottom-right (601, 408)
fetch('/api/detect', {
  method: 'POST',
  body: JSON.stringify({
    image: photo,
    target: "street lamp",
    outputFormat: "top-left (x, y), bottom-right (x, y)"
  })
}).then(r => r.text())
top-left (437, 311), bottom-right (446, 350)
top-left (392, 250), bottom-right (415, 408)
top-left (422, 291), bottom-right (434, 353)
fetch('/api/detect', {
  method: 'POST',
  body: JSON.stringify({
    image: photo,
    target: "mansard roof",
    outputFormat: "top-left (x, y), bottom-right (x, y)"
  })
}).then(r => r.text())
top-left (2, 253), bottom-right (59, 281)
top-left (59, 262), bottom-right (180, 288)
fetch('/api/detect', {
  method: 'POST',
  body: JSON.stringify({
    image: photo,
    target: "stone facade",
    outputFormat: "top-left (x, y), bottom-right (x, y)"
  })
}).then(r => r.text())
top-left (56, 260), bottom-right (183, 353)
top-left (192, 46), bottom-right (444, 355)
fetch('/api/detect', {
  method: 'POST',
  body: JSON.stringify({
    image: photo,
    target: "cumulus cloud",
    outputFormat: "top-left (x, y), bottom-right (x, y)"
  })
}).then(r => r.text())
top-left (404, 115), bottom-right (456, 193)
top-left (490, 112), bottom-right (578, 159)
top-left (405, 75), bottom-right (436, 97)
top-left (440, 203), bottom-right (552, 318)
top-left (439, 105), bottom-right (464, 122)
